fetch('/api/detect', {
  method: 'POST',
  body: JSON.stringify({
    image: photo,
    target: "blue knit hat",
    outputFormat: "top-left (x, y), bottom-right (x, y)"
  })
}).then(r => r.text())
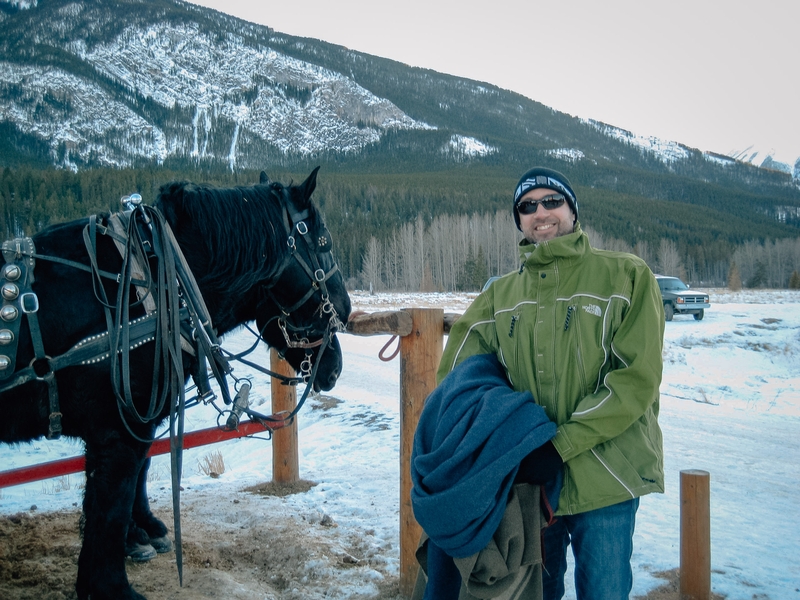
top-left (513, 167), bottom-right (578, 230)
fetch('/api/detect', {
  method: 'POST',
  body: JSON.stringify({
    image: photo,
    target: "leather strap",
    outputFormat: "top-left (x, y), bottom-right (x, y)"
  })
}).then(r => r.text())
top-left (0, 237), bottom-right (62, 438)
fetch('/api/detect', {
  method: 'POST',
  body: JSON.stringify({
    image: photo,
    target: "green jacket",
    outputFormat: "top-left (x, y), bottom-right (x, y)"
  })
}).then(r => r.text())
top-left (438, 225), bottom-right (665, 515)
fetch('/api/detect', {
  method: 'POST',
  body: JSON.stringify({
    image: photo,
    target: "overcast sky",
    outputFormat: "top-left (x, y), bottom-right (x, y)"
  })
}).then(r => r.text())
top-left (188, 0), bottom-right (799, 164)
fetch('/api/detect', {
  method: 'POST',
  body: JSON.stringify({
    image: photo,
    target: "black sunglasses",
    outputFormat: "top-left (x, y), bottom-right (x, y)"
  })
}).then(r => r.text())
top-left (516, 194), bottom-right (566, 215)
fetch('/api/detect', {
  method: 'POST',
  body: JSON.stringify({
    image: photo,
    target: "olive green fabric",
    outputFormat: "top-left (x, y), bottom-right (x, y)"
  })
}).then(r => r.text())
top-left (413, 484), bottom-right (545, 600)
top-left (438, 225), bottom-right (665, 515)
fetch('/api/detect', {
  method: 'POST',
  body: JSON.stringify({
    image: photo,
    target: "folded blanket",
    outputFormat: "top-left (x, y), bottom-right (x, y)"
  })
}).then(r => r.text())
top-left (413, 484), bottom-right (548, 600)
top-left (411, 353), bottom-right (556, 558)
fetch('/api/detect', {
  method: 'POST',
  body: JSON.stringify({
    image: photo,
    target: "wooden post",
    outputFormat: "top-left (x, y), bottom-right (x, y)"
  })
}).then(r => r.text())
top-left (680, 469), bottom-right (711, 600)
top-left (271, 348), bottom-right (299, 483)
top-left (399, 308), bottom-right (444, 598)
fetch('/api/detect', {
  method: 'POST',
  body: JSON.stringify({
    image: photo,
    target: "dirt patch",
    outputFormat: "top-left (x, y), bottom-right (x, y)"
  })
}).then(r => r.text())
top-left (634, 568), bottom-right (725, 600)
top-left (0, 509), bottom-right (82, 600)
top-left (243, 479), bottom-right (317, 497)
top-left (0, 505), bottom-right (712, 600)
top-left (0, 485), bottom-right (405, 600)
top-left (309, 395), bottom-right (344, 412)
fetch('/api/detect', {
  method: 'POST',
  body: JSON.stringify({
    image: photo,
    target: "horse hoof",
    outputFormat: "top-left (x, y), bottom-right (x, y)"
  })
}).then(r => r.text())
top-left (148, 535), bottom-right (173, 553)
top-left (126, 542), bottom-right (157, 563)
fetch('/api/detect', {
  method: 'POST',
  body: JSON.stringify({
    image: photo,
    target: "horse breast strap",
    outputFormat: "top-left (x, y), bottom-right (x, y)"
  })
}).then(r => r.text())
top-left (0, 237), bottom-right (62, 438)
top-left (0, 237), bottom-right (37, 378)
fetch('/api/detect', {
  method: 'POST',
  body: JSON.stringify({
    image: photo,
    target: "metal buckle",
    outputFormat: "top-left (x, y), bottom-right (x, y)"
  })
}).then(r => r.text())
top-left (295, 222), bottom-right (308, 235)
top-left (21, 292), bottom-right (39, 314)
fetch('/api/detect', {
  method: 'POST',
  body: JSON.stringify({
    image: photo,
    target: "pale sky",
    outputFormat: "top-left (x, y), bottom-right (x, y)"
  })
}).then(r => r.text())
top-left (188, 0), bottom-right (799, 164)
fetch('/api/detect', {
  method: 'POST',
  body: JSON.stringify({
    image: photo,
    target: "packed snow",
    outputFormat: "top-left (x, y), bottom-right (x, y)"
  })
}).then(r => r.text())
top-left (1, 289), bottom-right (799, 599)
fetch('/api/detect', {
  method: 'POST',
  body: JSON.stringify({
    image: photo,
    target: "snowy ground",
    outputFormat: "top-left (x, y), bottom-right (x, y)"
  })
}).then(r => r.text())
top-left (1, 289), bottom-right (799, 599)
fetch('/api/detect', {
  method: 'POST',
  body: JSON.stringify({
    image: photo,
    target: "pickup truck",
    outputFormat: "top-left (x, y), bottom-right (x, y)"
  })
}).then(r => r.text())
top-left (655, 275), bottom-right (710, 321)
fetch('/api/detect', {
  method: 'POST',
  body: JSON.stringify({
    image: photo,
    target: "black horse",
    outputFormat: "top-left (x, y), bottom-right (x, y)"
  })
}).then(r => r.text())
top-left (0, 167), bottom-right (351, 600)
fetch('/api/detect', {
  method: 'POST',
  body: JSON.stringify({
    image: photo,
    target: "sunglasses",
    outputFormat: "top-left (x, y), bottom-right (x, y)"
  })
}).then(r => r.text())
top-left (516, 194), bottom-right (567, 215)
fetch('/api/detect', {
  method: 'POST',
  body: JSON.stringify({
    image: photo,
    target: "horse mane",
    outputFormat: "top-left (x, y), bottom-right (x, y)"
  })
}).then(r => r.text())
top-left (156, 181), bottom-right (289, 297)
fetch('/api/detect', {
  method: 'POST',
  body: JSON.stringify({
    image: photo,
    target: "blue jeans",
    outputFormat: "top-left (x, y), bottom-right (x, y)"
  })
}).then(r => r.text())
top-left (542, 498), bottom-right (639, 600)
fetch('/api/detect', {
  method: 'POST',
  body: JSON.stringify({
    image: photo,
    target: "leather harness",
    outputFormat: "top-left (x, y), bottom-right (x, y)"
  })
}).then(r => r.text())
top-left (0, 195), bottom-right (344, 437)
top-left (1, 237), bottom-right (63, 438)
top-left (0, 195), bottom-right (345, 586)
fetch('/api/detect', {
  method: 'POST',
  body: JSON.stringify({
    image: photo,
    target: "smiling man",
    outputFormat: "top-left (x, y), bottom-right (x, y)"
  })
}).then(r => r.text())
top-left (514, 168), bottom-right (578, 244)
top-left (436, 167), bottom-right (666, 600)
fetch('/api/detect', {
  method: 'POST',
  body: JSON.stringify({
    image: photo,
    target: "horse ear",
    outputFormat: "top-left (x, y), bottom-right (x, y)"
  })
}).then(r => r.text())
top-left (259, 171), bottom-right (270, 185)
top-left (298, 166), bottom-right (321, 204)
top-left (156, 181), bottom-right (189, 227)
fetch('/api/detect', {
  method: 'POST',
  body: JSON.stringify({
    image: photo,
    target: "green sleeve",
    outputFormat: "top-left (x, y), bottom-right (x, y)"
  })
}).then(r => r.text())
top-left (437, 292), bottom-right (499, 384)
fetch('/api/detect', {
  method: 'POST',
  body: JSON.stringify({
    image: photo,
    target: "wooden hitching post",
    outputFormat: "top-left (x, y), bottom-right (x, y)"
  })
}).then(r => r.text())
top-left (271, 347), bottom-right (299, 483)
top-left (399, 308), bottom-right (444, 597)
top-left (680, 469), bottom-right (711, 600)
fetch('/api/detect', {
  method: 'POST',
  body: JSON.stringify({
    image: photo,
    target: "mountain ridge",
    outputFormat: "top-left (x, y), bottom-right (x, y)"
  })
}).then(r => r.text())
top-left (1, 0), bottom-right (799, 247)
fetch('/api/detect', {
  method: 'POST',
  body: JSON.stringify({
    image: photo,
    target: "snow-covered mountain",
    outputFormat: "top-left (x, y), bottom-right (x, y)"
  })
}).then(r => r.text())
top-left (728, 145), bottom-right (800, 180)
top-left (0, 0), bottom-right (798, 189)
top-left (585, 119), bottom-right (800, 181)
top-left (0, 2), bottom-right (440, 170)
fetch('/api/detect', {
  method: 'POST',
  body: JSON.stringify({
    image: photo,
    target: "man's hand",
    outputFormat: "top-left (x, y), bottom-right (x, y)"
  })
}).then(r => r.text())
top-left (516, 440), bottom-right (563, 484)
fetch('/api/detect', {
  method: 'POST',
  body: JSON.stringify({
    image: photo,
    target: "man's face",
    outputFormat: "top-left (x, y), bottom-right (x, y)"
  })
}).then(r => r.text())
top-left (517, 187), bottom-right (576, 244)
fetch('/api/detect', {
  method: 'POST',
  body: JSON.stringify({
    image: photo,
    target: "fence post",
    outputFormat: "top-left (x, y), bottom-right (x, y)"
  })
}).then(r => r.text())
top-left (680, 469), bottom-right (711, 600)
top-left (271, 348), bottom-right (299, 483)
top-left (399, 308), bottom-right (444, 598)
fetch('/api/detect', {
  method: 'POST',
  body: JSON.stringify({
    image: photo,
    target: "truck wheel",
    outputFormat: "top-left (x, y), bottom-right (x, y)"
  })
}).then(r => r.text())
top-left (664, 303), bottom-right (674, 321)
top-left (694, 309), bottom-right (704, 321)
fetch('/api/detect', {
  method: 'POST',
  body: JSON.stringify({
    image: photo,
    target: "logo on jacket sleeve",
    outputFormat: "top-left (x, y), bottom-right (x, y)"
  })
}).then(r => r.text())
top-left (583, 304), bottom-right (602, 317)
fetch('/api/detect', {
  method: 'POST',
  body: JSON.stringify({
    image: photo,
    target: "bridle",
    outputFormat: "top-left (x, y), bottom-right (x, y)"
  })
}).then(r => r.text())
top-left (205, 181), bottom-right (347, 428)
top-left (261, 181), bottom-right (345, 352)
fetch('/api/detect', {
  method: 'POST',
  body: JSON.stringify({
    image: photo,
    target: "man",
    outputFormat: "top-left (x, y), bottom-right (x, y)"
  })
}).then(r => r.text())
top-left (437, 167), bottom-right (665, 600)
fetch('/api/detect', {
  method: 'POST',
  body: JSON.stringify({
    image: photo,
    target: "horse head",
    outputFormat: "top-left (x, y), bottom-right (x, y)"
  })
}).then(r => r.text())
top-left (156, 166), bottom-right (350, 393)
top-left (255, 167), bottom-right (351, 391)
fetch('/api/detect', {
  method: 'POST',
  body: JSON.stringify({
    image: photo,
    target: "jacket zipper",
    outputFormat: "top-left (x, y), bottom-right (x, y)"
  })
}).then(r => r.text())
top-left (508, 314), bottom-right (518, 338)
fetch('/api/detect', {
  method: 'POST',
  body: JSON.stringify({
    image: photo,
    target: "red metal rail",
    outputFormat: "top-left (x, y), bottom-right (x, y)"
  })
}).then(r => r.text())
top-left (0, 419), bottom-right (287, 489)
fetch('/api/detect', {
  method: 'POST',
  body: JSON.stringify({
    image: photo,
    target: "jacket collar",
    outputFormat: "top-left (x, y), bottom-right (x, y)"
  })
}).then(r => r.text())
top-left (518, 223), bottom-right (588, 266)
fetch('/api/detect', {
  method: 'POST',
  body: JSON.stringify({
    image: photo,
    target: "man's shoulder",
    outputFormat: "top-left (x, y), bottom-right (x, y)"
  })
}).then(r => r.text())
top-left (586, 246), bottom-right (651, 272)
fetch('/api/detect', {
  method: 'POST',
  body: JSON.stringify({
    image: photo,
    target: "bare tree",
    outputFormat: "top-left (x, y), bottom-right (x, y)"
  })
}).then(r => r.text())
top-left (657, 239), bottom-right (683, 277)
top-left (384, 236), bottom-right (401, 290)
top-left (727, 262), bottom-right (742, 291)
top-left (360, 236), bottom-right (381, 293)
top-left (633, 240), bottom-right (654, 271)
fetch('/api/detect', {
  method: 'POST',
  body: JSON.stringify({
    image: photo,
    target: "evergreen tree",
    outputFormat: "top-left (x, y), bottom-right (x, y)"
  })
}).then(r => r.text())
top-left (789, 270), bottom-right (800, 290)
top-left (746, 261), bottom-right (767, 288)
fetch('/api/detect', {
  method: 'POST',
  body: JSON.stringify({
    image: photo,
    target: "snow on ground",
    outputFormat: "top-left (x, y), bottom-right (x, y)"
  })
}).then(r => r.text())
top-left (1, 289), bottom-right (799, 599)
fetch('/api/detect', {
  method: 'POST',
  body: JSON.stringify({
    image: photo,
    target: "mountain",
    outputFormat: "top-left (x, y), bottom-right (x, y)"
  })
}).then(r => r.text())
top-left (1, 0), bottom-right (799, 276)
top-left (728, 145), bottom-right (800, 181)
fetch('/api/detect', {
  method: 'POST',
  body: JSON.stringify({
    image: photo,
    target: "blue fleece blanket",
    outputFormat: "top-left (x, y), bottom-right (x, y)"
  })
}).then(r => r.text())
top-left (411, 353), bottom-right (556, 559)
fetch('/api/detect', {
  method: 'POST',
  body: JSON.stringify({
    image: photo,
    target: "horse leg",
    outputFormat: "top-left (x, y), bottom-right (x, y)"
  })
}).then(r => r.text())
top-left (129, 456), bottom-right (172, 554)
top-left (76, 431), bottom-right (149, 600)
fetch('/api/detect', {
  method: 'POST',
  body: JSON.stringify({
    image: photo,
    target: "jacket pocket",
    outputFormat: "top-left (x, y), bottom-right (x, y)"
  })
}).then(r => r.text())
top-left (590, 439), bottom-right (648, 498)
